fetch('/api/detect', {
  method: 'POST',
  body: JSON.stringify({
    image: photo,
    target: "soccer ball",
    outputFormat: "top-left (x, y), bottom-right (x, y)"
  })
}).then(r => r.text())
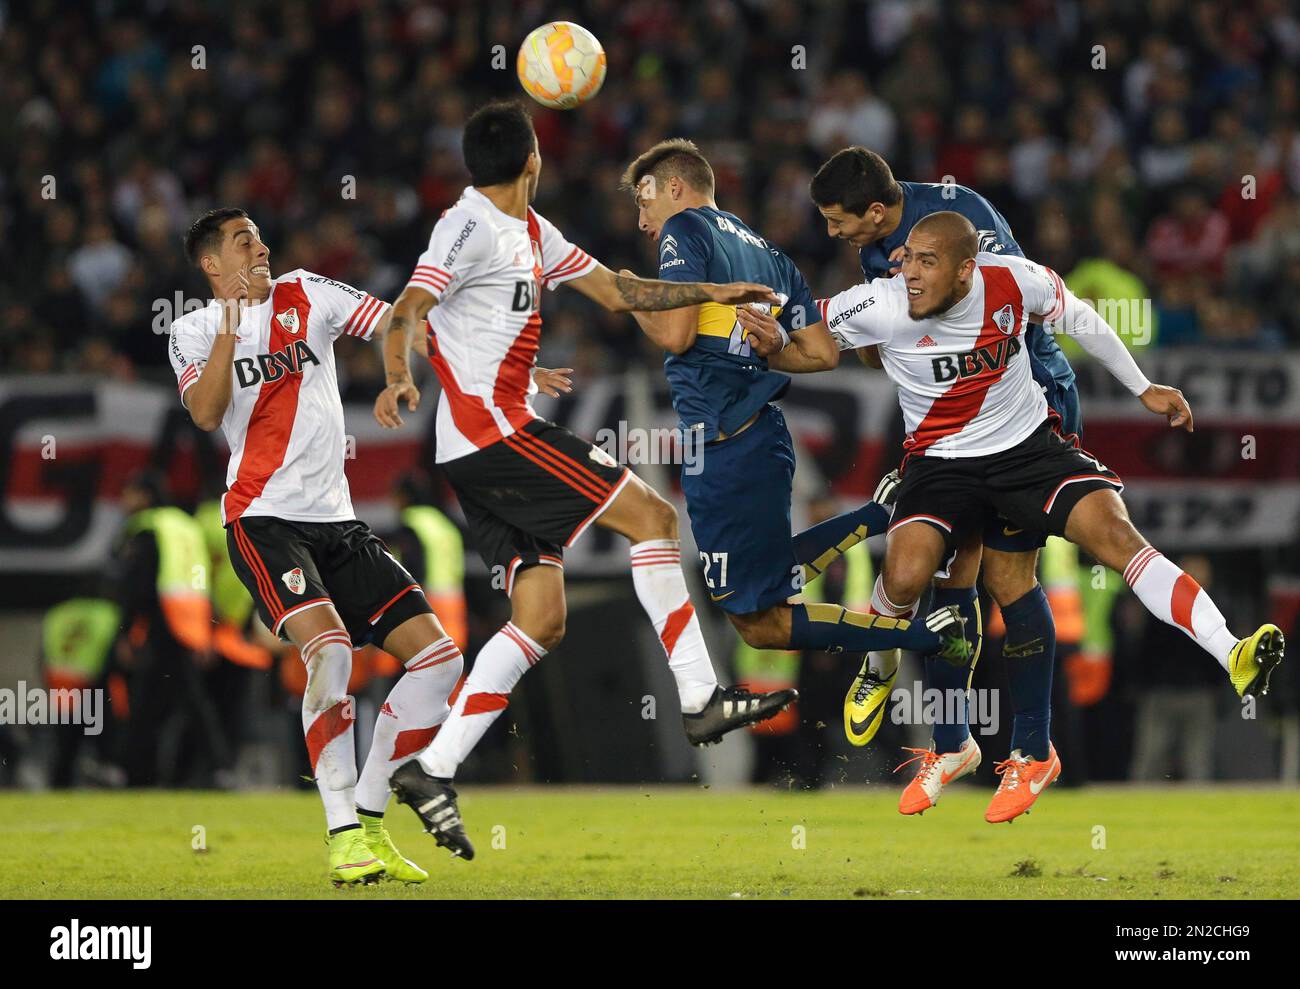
top-left (516, 21), bottom-right (607, 110)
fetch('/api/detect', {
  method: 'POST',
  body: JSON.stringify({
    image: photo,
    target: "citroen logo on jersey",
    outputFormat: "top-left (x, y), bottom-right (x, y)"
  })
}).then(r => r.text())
top-left (275, 307), bottom-right (301, 334)
top-left (993, 303), bottom-right (1016, 335)
top-left (233, 340), bottom-right (321, 388)
top-left (660, 235), bottom-right (678, 257)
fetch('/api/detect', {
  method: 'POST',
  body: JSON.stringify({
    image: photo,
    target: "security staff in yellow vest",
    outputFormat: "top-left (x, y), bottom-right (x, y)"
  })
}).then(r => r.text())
top-left (195, 497), bottom-right (274, 670)
top-left (341, 471), bottom-right (469, 693)
top-left (386, 471), bottom-right (468, 653)
top-left (112, 471), bottom-right (230, 786)
top-left (42, 597), bottom-right (122, 787)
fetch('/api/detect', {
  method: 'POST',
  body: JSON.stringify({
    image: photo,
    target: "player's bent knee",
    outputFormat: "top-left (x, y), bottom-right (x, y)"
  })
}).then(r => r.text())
top-left (882, 568), bottom-right (927, 611)
top-left (640, 486), bottom-right (678, 539)
top-left (729, 607), bottom-right (788, 650)
top-left (517, 615), bottom-right (565, 651)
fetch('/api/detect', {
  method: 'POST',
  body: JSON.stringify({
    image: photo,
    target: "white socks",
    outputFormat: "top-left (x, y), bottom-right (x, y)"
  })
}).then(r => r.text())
top-left (355, 636), bottom-right (463, 813)
top-left (1125, 547), bottom-right (1236, 669)
top-left (867, 574), bottom-right (918, 678)
top-left (300, 629), bottom-right (358, 831)
top-left (418, 622), bottom-right (545, 779)
top-left (630, 540), bottom-right (718, 713)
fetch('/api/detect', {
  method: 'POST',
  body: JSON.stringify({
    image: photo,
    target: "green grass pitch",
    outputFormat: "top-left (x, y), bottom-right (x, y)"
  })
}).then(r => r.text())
top-left (5, 785), bottom-right (1297, 899)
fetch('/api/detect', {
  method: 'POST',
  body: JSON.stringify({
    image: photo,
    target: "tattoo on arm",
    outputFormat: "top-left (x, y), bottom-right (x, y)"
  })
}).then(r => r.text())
top-left (384, 311), bottom-right (415, 384)
top-left (614, 274), bottom-right (710, 311)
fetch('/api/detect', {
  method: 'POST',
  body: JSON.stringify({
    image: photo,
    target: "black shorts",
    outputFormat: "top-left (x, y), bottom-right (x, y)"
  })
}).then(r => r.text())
top-left (890, 418), bottom-right (1123, 560)
top-left (227, 516), bottom-right (432, 646)
top-left (440, 419), bottom-right (630, 595)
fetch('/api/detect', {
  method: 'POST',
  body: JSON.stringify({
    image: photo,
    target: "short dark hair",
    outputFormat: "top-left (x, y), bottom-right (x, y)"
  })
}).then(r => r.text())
top-left (462, 99), bottom-right (536, 186)
top-left (619, 138), bottom-right (715, 198)
top-left (911, 211), bottom-right (979, 264)
top-left (183, 207), bottom-right (249, 267)
top-left (810, 147), bottom-right (902, 216)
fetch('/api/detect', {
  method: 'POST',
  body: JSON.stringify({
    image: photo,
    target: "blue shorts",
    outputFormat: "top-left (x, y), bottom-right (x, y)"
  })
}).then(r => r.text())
top-left (981, 381), bottom-right (1083, 552)
top-left (680, 403), bottom-right (799, 615)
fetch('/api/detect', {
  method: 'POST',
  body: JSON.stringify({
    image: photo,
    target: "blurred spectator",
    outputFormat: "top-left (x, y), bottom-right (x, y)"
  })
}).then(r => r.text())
top-left (1, 1), bottom-right (1295, 378)
top-left (1145, 185), bottom-right (1230, 280)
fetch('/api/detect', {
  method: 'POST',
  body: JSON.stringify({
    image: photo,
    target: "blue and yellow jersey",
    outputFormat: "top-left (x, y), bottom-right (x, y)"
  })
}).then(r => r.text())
top-left (656, 206), bottom-right (817, 441)
top-left (859, 180), bottom-right (1077, 407)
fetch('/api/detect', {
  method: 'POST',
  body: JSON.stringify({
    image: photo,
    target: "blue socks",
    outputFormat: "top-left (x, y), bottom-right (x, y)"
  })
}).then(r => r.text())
top-left (789, 600), bottom-right (940, 654)
top-left (791, 501), bottom-right (891, 571)
top-left (1001, 584), bottom-right (1055, 761)
top-left (925, 586), bottom-right (982, 753)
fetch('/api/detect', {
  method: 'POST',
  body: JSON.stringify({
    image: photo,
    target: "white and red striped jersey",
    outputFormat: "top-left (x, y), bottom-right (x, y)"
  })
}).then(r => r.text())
top-left (818, 253), bottom-right (1066, 459)
top-left (409, 186), bottom-right (597, 463)
top-left (168, 269), bottom-right (390, 523)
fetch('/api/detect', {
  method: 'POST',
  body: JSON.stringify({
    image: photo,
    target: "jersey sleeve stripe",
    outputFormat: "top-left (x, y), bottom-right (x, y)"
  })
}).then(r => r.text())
top-left (414, 264), bottom-right (450, 277)
top-left (409, 273), bottom-right (449, 295)
top-left (544, 246), bottom-right (582, 276)
top-left (178, 365), bottom-right (199, 395)
top-left (345, 295), bottom-right (388, 338)
top-left (344, 295), bottom-right (379, 336)
top-left (412, 268), bottom-right (450, 286)
top-left (412, 267), bottom-right (450, 284)
top-left (1045, 267), bottom-right (1066, 321)
top-left (548, 250), bottom-right (593, 276)
top-left (545, 252), bottom-right (596, 283)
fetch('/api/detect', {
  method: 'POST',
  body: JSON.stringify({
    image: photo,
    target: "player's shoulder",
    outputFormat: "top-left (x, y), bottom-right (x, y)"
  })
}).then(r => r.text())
top-left (292, 268), bottom-right (368, 302)
top-left (169, 299), bottom-right (220, 339)
top-left (977, 252), bottom-right (1059, 300)
top-left (824, 275), bottom-right (905, 326)
top-left (662, 207), bottom-right (714, 240)
top-left (978, 252), bottom-right (1047, 278)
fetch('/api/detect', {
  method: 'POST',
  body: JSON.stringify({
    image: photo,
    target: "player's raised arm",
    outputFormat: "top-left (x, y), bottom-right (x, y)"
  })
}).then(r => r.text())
top-left (1027, 260), bottom-right (1193, 432)
top-left (565, 261), bottom-right (778, 313)
top-left (183, 267), bottom-right (247, 431)
top-left (374, 284), bottom-right (436, 429)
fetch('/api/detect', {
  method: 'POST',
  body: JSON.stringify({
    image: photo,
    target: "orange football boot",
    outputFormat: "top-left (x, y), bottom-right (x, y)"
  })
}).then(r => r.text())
top-left (985, 744), bottom-right (1061, 823)
top-left (896, 737), bottom-right (982, 815)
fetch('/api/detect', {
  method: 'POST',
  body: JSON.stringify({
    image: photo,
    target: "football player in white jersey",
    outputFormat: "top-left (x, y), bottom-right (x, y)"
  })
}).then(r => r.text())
top-left (170, 208), bottom-right (465, 885)
top-left (740, 211), bottom-right (1284, 822)
top-left (372, 100), bottom-right (800, 857)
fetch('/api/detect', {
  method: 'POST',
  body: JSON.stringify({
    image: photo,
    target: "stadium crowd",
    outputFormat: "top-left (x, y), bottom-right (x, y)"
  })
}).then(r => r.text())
top-left (3, 0), bottom-right (1300, 384)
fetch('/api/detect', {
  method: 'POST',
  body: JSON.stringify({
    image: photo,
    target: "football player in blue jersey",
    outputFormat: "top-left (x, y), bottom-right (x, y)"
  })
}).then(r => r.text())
top-left (806, 146), bottom-right (1077, 765)
top-left (617, 139), bottom-right (970, 666)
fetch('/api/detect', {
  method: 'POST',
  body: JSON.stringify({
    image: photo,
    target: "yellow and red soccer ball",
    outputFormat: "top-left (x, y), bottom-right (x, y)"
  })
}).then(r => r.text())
top-left (517, 21), bottom-right (607, 110)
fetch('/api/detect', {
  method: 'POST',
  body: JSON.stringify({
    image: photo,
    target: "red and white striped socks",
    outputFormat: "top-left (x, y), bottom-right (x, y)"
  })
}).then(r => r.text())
top-left (1124, 546), bottom-right (1236, 669)
top-left (630, 539), bottom-right (718, 713)
top-left (867, 574), bottom-right (918, 679)
top-left (355, 636), bottom-right (463, 813)
top-left (300, 628), bottom-right (358, 831)
top-left (418, 622), bottom-right (545, 779)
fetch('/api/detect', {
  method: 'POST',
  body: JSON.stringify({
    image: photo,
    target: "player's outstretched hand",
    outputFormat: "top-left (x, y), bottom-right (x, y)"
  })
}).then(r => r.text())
top-left (533, 366), bottom-right (574, 398)
top-left (708, 282), bottom-right (780, 305)
top-left (1139, 383), bottom-right (1193, 432)
top-left (374, 381), bottom-right (420, 429)
top-left (735, 304), bottom-right (784, 357)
